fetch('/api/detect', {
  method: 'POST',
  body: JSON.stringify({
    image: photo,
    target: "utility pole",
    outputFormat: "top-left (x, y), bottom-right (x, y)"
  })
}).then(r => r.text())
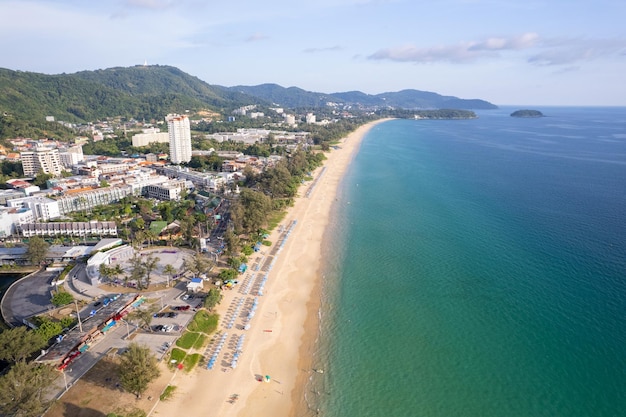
top-left (123, 319), bottom-right (130, 338)
top-left (74, 300), bottom-right (83, 332)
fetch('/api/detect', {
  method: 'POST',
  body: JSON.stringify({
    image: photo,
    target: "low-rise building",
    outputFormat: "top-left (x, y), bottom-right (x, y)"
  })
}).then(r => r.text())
top-left (19, 220), bottom-right (117, 238)
top-left (7, 196), bottom-right (61, 221)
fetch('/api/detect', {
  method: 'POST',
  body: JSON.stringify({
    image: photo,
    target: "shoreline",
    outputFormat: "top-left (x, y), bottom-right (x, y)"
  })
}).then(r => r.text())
top-left (150, 119), bottom-right (390, 417)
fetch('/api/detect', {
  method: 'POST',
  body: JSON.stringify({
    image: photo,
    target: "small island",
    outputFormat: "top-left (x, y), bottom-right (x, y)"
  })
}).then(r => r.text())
top-left (510, 109), bottom-right (544, 118)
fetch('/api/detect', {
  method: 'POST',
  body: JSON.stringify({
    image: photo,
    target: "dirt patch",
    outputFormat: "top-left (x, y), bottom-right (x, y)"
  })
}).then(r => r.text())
top-left (45, 354), bottom-right (174, 417)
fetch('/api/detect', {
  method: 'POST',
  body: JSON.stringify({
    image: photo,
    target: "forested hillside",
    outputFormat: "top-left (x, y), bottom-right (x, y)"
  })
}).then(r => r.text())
top-left (0, 65), bottom-right (261, 126)
top-left (230, 85), bottom-right (498, 110)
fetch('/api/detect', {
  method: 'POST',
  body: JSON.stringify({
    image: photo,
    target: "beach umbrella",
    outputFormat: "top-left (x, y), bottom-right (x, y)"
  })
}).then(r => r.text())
top-left (264, 375), bottom-right (271, 383)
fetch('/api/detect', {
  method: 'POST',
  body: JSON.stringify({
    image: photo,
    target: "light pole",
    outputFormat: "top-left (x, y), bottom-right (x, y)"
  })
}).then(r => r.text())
top-left (122, 319), bottom-right (130, 338)
top-left (62, 370), bottom-right (68, 391)
top-left (74, 300), bottom-right (83, 333)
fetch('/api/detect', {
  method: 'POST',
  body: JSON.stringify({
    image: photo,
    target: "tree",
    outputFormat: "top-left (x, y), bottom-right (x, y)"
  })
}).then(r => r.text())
top-left (129, 254), bottom-right (146, 289)
top-left (204, 288), bottom-right (222, 312)
top-left (227, 256), bottom-right (241, 270)
top-left (223, 229), bottom-right (241, 257)
top-left (179, 217), bottom-right (195, 246)
top-left (0, 361), bottom-right (57, 417)
top-left (143, 254), bottom-right (160, 289)
top-left (50, 291), bottom-right (73, 307)
top-left (32, 318), bottom-right (64, 342)
top-left (126, 304), bottom-right (159, 332)
top-left (230, 188), bottom-right (272, 234)
top-left (218, 268), bottom-right (238, 281)
top-left (183, 252), bottom-right (212, 276)
top-left (0, 326), bottom-right (47, 363)
top-left (99, 263), bottom-right (113, 282)
top-left (32, 171), bottom-right (53, 188)
top-left (144, 228), bottom-right (157, 247)
top-left (163, 264), bottom-right (176, 287)
top-left (26, 236), bottom-right (48, 266)
top-left (118, 343), bottom-right (161, 399)
top-left (112, 264), bottom-right (124, 284)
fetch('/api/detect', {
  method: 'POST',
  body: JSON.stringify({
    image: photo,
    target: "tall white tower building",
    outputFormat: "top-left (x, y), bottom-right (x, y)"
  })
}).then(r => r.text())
top-left (166, 114), bottom-right (192, 164)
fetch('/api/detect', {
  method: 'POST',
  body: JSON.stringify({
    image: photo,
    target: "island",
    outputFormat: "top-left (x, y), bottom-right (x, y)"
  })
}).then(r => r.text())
top-left (510, 109), bottom-right (544, 118)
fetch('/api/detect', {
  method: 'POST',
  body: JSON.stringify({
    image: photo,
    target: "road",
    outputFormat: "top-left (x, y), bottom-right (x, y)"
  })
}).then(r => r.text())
top-left (1, 269), bottom-right (59, 326)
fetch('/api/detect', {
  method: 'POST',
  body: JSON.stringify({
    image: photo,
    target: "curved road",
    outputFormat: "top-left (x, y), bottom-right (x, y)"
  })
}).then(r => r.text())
top-left (1, 269), bottom-right (58, 327)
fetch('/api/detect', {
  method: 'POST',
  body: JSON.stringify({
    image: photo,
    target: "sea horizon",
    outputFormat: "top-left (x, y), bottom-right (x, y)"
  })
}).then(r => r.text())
top-left (307, 106), bottom-right (626, 416)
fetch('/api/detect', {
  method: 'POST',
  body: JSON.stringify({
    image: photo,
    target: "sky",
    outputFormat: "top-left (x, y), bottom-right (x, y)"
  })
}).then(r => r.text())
top-left (1, 0), bottom-right (625, 106)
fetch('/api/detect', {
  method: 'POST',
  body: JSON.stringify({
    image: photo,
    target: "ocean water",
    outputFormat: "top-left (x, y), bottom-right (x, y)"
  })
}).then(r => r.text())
top-left (311, 107), bottom-right (626, 417)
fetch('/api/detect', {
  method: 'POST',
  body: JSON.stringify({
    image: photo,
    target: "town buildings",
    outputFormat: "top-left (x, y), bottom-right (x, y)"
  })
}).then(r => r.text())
top-left (132, 127), bottom-right (169, 147)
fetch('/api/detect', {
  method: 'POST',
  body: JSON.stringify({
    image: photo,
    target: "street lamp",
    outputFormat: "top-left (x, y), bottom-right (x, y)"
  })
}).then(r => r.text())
top-left (62, 371), bottom-right (68, 391)
top-left (122, 319), bottom-right (130, 338)
top-left (74, 300), bottom-right (83, 333)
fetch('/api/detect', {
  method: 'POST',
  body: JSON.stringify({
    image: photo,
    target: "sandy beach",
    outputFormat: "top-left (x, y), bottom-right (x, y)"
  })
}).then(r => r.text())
top-left (151, 119), bottom-right (388, 417)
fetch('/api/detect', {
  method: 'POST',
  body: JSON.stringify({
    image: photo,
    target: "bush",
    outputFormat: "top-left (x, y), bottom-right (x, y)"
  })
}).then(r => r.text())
top-left (51, 291), bottom-right (73, 306)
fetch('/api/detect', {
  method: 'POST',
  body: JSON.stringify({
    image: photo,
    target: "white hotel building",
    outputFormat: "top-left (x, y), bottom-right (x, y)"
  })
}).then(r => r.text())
top-left (167, 114), bottom-right (192, 164)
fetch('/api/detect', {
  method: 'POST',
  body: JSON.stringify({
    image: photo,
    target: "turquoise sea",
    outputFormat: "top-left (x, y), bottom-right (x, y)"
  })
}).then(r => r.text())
top-left (310, 107), bottom-right (626, 417)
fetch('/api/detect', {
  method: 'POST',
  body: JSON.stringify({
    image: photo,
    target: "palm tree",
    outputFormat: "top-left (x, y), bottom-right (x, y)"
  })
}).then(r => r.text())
top-left (129, 254), bottom-right (146, 290)
top-left (133, 230), bottom-right (146, 249)
top-left (145, 229), bottom-right (157, 247)
top-left (163, 264), bottom-right (176, 287)
top-left (143, 255), bottom-right (160, 289)
top-left (110, 264), bottom-right (124, 285)
top-left (99, 263), bottom-right (113, 282)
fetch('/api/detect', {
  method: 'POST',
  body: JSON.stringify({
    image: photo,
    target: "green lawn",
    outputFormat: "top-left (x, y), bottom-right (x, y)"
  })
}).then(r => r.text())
top-left (187, 311), bottom-right (218, 334)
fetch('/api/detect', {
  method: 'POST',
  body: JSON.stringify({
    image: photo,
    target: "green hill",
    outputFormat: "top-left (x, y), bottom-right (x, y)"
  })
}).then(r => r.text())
top-left (230, 85), bottom-right (498, 110)
top-left (0, 65), bottom-right (260, 126)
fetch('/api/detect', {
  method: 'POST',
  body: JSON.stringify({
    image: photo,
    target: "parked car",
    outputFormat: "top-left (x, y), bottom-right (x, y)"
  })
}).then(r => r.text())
top-left (173, 305), bottom-right (190, 311)
top-left (166, 312), bottom-right (178, 318)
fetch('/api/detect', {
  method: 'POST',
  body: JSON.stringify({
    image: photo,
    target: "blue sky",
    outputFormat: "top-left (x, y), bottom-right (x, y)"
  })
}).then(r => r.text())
top-left (1, 0), bottom-right (625, 106)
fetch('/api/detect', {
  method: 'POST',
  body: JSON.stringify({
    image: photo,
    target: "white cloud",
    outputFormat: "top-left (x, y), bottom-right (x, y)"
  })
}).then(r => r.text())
top-left (528, 37), bottom-right (626, 65)
top-left (468, 32), bottom-right (539, 51)
top-left (125, 0), bottom-right (174, 9)
top-left (368, 33), bottom-right (626, 68)
top-left (303, 46), bottom-right (343, 53)
top-left (368, 33), bottom-right (539, 63)
top-left (368, 42), bottom-right (493, 63)
top-left (245, 33), bottom-right (269, 42)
